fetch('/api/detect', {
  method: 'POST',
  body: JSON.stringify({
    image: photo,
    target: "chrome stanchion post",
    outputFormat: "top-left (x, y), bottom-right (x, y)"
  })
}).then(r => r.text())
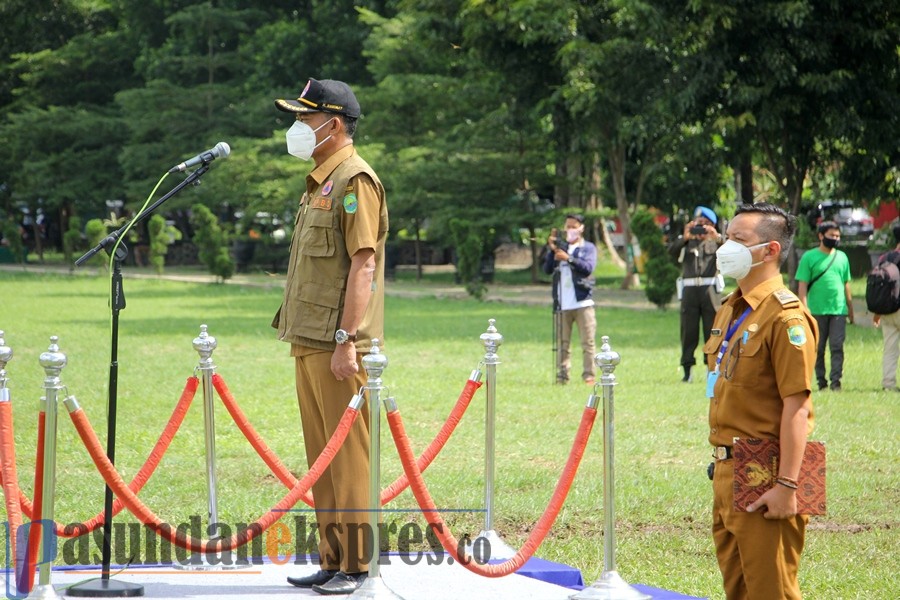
top-left (180, 324), bottom-right (240, 570)
top-left (192, 325), bottom-right (220, 540)
top-left (28, 336), bottom-right (67, 600)
top-left (350, 339), bottom-right (405, 600)
top-left (571, 336), bottom-right (649, 600)
top-left (471, 318), bottom-right (515, 559)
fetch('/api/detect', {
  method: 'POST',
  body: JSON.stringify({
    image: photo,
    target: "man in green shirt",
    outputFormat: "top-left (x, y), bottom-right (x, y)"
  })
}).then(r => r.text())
top-left (797, 220), bottom-right (855, 391)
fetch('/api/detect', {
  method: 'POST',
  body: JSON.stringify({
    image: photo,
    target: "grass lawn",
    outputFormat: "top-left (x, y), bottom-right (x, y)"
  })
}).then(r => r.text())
top-left (0, 267), bottom-right (897, 599)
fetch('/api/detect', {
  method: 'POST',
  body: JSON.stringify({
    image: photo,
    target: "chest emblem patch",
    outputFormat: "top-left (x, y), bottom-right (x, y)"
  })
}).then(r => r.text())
top-left (787, 324), bottom-right (807, 346)
top-left (343, 193), bottom-right (358, 214)
top-left (321, 180), bottom-right (334, 196)
top-left (310, 196), bottom-right (332, 210)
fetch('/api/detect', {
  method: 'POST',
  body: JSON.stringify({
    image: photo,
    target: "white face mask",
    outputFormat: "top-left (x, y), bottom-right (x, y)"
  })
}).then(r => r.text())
top-left (566, 227), bottom-right (583, 244)
top-left (286, 119), bottom-right (333, 160)
top-left (715, 239), bottom-right (770, 280)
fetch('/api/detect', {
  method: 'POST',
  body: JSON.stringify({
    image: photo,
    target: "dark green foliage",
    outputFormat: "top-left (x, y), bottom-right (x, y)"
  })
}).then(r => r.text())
top-left (449, 218), bottom-right (487, 300)
top-left (1, 218), bottom-right (25, 263)
top-left (62, 216), bottom-right (83, 266)
top-left (190, 204), bottom-right (234, 282)
top-left (147, 213), bottom-right (175, 275)
top-left (632, 209), bottom-right (679, 309)
top-left (84, 218), bottom-right (108, 269)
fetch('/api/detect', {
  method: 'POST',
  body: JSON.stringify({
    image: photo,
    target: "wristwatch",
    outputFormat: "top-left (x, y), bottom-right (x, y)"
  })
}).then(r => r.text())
top-left (334, 329), bottom-right (357, 345)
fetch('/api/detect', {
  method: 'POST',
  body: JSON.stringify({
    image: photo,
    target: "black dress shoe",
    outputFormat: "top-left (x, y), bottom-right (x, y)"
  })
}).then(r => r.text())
top-left (287, 569), bottom-right (338, 588)
top-left (312, 571), bottom-right (367, 595)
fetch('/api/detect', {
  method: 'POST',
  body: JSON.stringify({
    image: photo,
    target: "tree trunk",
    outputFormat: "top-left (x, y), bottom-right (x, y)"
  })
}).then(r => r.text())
top-left (608, 144), bottom-right (639, 289)
top-left (414, 217), bottom-right (422, 282)
top-left (590, 153), bottom-right (626, 269)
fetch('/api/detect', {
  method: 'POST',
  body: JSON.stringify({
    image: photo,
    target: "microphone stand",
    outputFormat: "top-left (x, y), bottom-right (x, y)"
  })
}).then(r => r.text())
top-left (67, 164), bottom-right (211, 597)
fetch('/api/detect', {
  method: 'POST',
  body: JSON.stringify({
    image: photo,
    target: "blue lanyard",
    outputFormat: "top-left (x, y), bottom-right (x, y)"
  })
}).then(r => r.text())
top-left (714, 307), bottom-right (752, 374)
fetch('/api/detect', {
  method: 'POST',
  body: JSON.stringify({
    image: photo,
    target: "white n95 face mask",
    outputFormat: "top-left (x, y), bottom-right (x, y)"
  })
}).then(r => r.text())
top-left (285, 119), bottom-right (333, 160)
top-left (715, 239), bottom-right (769, 280)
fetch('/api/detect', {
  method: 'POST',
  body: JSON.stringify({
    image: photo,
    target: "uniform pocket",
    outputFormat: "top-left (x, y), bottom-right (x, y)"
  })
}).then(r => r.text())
top-left (722, 337), bottom-right (764, 384)
top-left (285, 283), bottom-right (343, 341)
top-left (299, 208), bottom-right (335, 258)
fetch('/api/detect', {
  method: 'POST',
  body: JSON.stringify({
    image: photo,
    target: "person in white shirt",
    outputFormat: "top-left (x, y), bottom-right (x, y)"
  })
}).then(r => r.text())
top-left (543, 214), bottom-right (598, 385)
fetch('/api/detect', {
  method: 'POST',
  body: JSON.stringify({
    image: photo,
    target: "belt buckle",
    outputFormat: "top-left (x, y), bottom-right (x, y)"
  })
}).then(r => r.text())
top-left (714, 446), bottom-right (728, 460)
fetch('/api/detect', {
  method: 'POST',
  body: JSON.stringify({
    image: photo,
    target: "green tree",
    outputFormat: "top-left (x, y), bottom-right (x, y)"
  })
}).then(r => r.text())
top-left (632, 208), bottom-right (678, 309)
top-left (62, 215), bottom-right (83, 268)
top-left (190, 203), bottom-right (233, 282)
top-left (147, 213), bottom-right (180, 275)
top-left (84, 218), bottom-right (108, 269)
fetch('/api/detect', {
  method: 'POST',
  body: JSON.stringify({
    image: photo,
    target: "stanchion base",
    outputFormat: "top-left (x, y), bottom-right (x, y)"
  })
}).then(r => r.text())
top-left (468, 529), bottom-right (517, 561)
top-left (26, 584), bottom-right (63, 599)
top-left (64, 579), bottom-right (144, 597)
top-left (347, 575), bottom-right (406, 600)
top-left (569, 571), bottom-right (651, 600)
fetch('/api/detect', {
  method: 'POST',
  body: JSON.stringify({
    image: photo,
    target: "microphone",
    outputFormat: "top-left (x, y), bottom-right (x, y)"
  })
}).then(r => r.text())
top-left (168, 142), bottom-right (231, 173)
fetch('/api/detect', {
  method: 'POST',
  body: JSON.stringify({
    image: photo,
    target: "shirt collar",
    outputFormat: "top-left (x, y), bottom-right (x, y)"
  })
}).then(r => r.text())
top-left (307, 145), bottom-right (356, 189)
top-left (732, 274), bottom-right (785, 311)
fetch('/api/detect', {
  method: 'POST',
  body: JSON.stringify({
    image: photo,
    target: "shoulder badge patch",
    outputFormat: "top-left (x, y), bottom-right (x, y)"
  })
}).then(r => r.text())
top-left (343, 193), bottom-right (358, 214)
top-left (774, 288), bottom-right (800, 308)
top-left (787, 324), bottom-right (807, 346)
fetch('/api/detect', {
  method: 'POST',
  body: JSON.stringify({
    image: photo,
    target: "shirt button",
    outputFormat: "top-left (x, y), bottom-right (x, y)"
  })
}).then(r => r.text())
top-left (710, 428), bottom-right (717, 434)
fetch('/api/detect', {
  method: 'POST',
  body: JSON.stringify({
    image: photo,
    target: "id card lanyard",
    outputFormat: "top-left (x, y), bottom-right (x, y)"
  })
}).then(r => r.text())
top-left (707, 306), bottom-right (753, 398)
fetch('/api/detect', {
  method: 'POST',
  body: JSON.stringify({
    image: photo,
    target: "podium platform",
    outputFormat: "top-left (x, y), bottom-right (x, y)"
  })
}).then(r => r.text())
top-left (10, 556), bottom-right (706, 599)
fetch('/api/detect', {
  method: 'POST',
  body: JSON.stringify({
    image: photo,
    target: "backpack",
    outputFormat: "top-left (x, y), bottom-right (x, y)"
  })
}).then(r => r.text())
top-left (866, 252), bottom-right (900, 315)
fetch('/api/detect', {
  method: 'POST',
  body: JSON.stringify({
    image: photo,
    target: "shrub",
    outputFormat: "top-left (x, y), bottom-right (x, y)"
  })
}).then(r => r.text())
top-left (632, 209), bottom-right (679, 309)
top-left (84, 218), bottom-right (109, 269)
top-left (190, 204), bottom-right (234, 282)
top-left (147, 214), bottom-right (181, 275)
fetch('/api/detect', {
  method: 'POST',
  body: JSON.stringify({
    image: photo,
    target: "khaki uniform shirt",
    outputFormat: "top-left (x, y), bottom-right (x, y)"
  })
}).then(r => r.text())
top-left (273, 145), bottom-right (388, 354)
top-left (704, 275), bottom-right (818, 446)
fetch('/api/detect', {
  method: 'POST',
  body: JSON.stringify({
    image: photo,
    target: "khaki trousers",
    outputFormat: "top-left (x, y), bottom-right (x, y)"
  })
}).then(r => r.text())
top-left (558, 306), bottom-right (596, 382)
top-left (295, 351), bottom-right (370, 573)
top-left (880, 311), bottom-right (900, 388)
top-left (712, 459), bottom-right (807, 599)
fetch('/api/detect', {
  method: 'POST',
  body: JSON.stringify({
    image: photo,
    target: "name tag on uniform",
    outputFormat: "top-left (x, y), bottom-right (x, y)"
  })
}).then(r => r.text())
top-left (706, 370), bottom-right (718, 398)
top-left (310, 196), bottom-right (332, 210)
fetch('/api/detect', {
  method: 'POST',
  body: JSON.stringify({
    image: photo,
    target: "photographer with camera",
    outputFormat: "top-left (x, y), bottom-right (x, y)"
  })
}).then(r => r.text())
top-left (543, 213), bottom-right (597, 385)
top-left (668, 206), bottom-right (725, 382)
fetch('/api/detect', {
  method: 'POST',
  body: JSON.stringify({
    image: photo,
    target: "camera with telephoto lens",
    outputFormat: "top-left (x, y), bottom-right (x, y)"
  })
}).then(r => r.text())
top-left (690, 224), bottom-right (708, 236)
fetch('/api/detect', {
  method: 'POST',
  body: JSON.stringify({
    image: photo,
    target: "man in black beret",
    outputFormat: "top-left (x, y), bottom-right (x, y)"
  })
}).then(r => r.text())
top-left (273, 78), bottom-right (388, 595)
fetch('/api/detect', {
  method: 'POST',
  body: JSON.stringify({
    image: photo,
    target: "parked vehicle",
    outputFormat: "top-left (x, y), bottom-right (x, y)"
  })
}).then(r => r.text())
top-left (803, 200), bottom-right (874, 245)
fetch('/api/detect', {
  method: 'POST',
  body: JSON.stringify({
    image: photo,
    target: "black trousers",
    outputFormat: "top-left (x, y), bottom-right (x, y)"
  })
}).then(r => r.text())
top-left (680, 285), bottom-right (718, 368)
top-left (814, 314), bottom-right (846, 388)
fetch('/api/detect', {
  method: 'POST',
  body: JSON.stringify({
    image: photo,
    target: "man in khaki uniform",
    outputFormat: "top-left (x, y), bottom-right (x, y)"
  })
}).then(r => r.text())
top-left (704, 203), bottom-right (817, 599)
top-left (272, 78), bottom-right (388, 596)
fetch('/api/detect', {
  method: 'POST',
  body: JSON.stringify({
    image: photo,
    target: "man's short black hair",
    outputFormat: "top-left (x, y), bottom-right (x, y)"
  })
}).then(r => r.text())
top-left (817, 220), bottom-right (840, 235)
top-left (566, 213), bottom-right (585, 224)
top-left (734, 203), bottom-right (796, 265)
top-left (892, 222), bottom-right (900, 245)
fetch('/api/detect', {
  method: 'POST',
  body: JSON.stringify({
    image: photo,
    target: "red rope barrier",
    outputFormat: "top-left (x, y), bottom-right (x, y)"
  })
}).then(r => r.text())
top-left (1, 377), bottom-right (199, 537)
top-left (68, 402), bottom-right (358, 553)
top-left (212, 374), bottom-right (313, 506)
top-left (21, 411), bottom-right (45, 593)
top-left (380, 378), bottom-right (483, 505)
top-left (213, 374), bottom-right (483, 506)
top-left (386, 405), bottom-right (597, 577)
top-left (0, 402), bottom-right (22, 569)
